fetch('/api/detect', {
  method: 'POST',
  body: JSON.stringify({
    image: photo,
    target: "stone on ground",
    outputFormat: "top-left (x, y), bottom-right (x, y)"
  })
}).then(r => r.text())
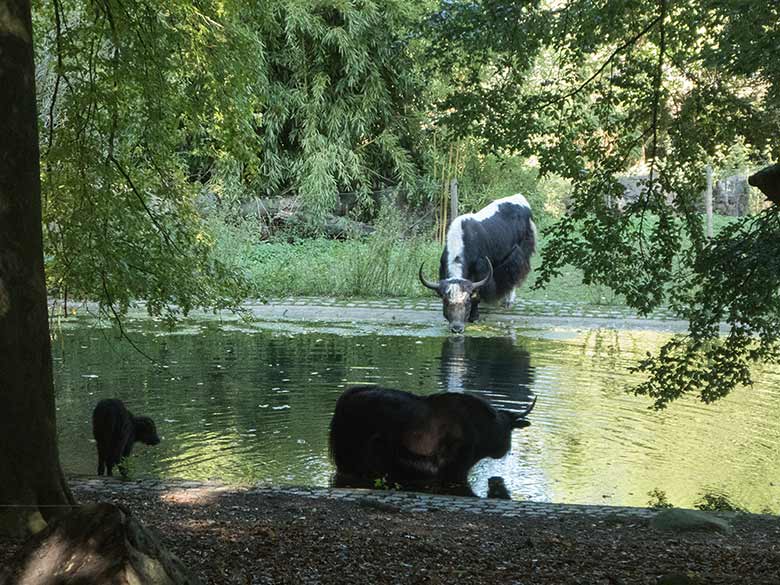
top-left (650, 508), bottom-right (732, 534)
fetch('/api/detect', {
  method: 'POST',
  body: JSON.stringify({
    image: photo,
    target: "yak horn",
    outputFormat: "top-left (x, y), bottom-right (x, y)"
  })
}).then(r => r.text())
top-left (519, 396), bottom-right (537, 419)
top-left (471, 257), bottom-right (493, 290)
top-left (419, 264), bottom-right (440, 291)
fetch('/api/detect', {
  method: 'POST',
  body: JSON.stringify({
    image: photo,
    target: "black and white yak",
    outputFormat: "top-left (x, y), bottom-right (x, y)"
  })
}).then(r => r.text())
top-left (420, 194), bottom-right (536, 333)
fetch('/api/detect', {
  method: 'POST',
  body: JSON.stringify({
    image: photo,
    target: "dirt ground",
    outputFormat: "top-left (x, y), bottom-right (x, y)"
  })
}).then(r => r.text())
top-left (2, 485), bottom-right (779, 585)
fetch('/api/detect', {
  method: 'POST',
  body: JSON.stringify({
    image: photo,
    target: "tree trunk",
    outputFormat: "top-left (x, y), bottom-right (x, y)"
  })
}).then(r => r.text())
top-left (0, 0), bottom-right (75, 537)
top-left (704, 165), bottom-right (713, 239)
top-left (449, 177), bottom-right (459, 226)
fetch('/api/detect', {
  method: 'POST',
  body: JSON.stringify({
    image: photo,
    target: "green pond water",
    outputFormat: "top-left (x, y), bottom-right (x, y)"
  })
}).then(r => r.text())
top-left (53, 315), bottom-right (780, 512)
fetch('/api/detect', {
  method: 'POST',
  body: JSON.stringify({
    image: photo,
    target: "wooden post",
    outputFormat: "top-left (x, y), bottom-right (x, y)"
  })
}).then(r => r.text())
top-left (705, 165), bottom-right (713, 239)
top-left (449, 177), bottom-right (459, 225)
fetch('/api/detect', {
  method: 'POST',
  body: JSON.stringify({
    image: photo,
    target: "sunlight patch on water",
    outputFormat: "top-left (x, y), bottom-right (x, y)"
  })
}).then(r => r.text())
top-left (53, 316), bottom-right (780, 513)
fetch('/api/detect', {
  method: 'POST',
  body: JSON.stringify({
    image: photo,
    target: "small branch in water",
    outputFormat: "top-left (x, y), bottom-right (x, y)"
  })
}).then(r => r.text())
top-left (100, 272), bottom-right (157, 364)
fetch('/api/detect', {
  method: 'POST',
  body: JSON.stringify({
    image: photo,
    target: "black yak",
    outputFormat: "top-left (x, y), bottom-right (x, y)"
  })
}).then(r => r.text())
top-left (420, 194), bottom-right (536, 333)
top-left (329, 385), bottom-right (535, 494)
top-left (92, 399), bottom-right (160, 476)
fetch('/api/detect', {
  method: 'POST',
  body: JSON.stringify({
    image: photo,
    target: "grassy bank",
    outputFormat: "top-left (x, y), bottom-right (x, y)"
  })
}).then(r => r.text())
top-left (210, 213), bottom-right (739, 306)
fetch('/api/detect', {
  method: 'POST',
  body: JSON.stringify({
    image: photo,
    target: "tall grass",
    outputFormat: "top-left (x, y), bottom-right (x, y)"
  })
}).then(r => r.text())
top-left (207, 207), bottom-right (440, 299)
top-left (344, 207), bottom-right (439, 297)
top-left (207, 206), bottom-right (743, 305)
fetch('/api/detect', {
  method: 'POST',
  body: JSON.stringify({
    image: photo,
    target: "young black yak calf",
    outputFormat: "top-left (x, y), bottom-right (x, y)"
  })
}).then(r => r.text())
top-left (329, 385), bottom-right (535, 495)
top-left (92, 399), bottom-right (160, 476)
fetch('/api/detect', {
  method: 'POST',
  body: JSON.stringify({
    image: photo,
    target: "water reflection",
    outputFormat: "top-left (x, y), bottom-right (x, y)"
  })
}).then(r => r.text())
top-left (439, 336), bottom-right (535, 412)
top-left (52, 318), bottom-right (780, 512)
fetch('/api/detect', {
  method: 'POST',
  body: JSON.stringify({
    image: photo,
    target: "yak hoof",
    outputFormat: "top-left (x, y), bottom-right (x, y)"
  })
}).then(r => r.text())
top-left (501, 290), bottom-right (516, 309)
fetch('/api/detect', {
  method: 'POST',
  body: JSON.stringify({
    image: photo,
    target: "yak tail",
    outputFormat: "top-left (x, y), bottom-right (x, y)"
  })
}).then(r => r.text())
top-left (525, 219), bottom-right (538, 258)
top-left (509, 218), bottom-right (537, 289)
top-left (328, 386), bottom-right (364, 468)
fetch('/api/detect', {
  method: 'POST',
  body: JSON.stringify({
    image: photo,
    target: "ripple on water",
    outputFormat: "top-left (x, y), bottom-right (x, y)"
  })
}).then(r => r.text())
top-left (53, 322), bottom-right (780, 513)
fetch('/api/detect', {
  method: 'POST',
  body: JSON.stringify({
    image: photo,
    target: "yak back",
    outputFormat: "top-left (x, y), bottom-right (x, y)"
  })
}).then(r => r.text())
top-left (329, 386), bottom-right (509, 482)
top-left (92, 399), bottom-right (136, 456)
top-left (440, 200), bottom-right (535, 302)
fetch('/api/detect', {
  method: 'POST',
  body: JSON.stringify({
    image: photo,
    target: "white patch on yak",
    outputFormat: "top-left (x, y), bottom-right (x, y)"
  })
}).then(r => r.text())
top-left (445, 194), bottom-right (531, 279)
top-left (444, 283), bottom-right (469, 305)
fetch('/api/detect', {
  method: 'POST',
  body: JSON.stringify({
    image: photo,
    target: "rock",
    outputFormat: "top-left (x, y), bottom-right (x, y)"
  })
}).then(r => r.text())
top-left (357, 498), bottom-right (401, 514)
top-left (657, 571), bottom-right (703, 584)
top-left (712, 174), bottom-right (750, 215)
top-left (0, 502), bottom-right (200, 585)
top-left (650, 508), bottom-right (732, 534)
top-left (487, 476), bottom-right (512, 500)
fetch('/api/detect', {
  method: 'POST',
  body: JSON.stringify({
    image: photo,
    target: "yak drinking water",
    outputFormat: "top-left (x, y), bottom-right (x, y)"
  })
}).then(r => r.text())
top-left (420, 194), bottom-right (536, 333)
top-left (92, 399), bottom-right (160, 476)
top-left (329, 385), bottom-right (536, 494)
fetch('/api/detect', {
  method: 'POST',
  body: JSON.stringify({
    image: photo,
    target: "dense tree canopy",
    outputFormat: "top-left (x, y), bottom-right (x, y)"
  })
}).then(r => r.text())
top-left (30, 0), bottom-right (780, 407)
top-left (34, 0), bottom-right (431, 321)
top-left (426, 0), bottom-right (780, 407)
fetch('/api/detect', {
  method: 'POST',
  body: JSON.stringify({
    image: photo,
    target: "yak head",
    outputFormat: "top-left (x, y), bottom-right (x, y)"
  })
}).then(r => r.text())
top-left (419, 258), bottom-right (493, 334)
top-left (440, 393), bottom-right (536, 462)
top-left (483, 396), bottom-right (536, 459)
top-left (133, 416), bottom-right (161, 445)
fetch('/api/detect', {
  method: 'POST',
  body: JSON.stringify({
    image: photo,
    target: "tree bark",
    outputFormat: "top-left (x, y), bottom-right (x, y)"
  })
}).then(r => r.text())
top-left (0, 0), bottom-right (74, 537)
top-left (704, 165), bottom-right (713, 239)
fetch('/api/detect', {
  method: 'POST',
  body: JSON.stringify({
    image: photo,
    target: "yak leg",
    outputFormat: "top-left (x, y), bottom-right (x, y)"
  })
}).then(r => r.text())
top-left (468, 300), bottom-right (480, 322)
top-left (96, 445), bottom-right (106, 476)
top-left (501, 288), bottom-right (516, 309)
top-left (106, 439), bottom-right (127, 478)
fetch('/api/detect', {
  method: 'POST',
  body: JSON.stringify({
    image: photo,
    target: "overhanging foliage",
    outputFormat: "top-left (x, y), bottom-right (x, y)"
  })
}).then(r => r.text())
top-left (34, 0), bottom-right (430, 320)
top-left (426, 0), bottom-right (780, 407)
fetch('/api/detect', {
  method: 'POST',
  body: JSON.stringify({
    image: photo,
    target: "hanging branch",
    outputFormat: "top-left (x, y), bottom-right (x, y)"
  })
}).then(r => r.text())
top-left (100, 272), bottom-right (158, 364)
top-left (648, 0), bottom-right (667, 185)
top-left (537, 13), bottom-right (663, 111)
top-left (637, 0), bottom-right (667, 263)
top-left (108, 154), bottom-right (183, 255)
top-left (47, 0), bottom-right (67, 154)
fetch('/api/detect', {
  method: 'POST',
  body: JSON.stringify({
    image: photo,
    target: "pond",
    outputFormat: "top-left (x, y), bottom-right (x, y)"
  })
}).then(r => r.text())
top-left (53, 313), bottom-right (780, 513)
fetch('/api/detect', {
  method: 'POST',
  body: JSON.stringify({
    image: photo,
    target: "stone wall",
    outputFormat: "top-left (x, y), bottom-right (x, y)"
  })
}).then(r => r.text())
top-left (618, 173), bottom-right (752, 216)
top-left (711, 174), bottom-right (750, 216)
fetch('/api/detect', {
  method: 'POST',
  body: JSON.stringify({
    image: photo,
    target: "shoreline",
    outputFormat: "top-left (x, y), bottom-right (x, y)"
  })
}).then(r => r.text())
top-left (3, 477), bottom-right (779, 584)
